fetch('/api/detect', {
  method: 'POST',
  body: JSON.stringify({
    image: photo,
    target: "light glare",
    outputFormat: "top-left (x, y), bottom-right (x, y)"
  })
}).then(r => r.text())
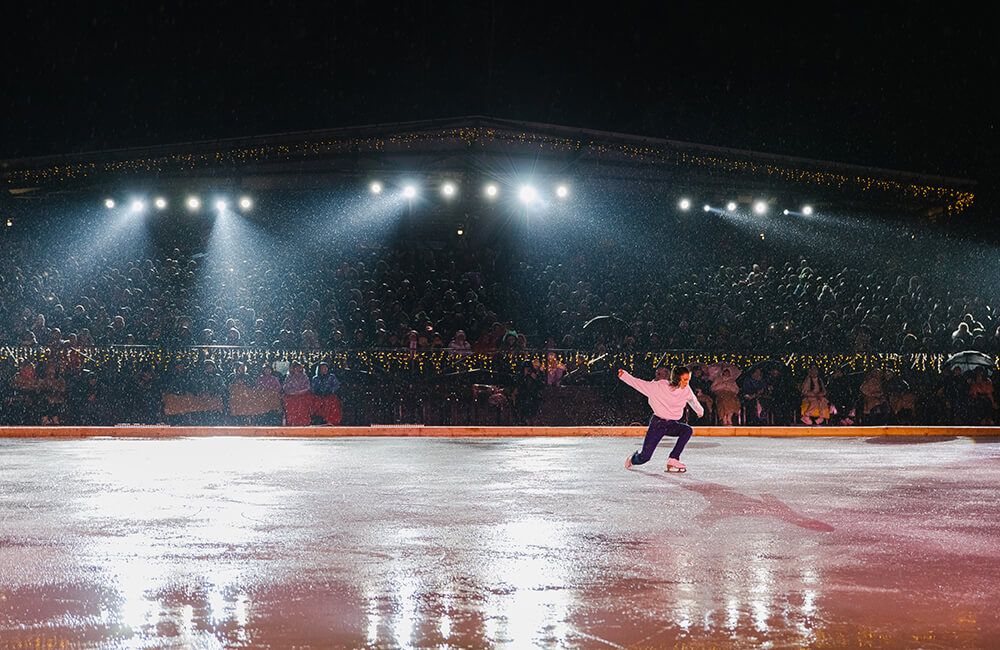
top-left (679, 198), bottom-right (691, 211)
top-left (104, 198), bottom-right (116, 209)
top-left (369, 181), bottom-right (383, 194)
top-left (187, 196), bottom-right (201, 211)
top-left (519, 186), bottom-right (538, 203)
top-left (726, 201), bottom-right (737, 212)
top-left (154, 197), bottom-right (167, 210)
top-left (403, 185), bottom-right (417, 199)
top-left (802, 205), bottom-right (814, 216)
top-left (754, 201), bottom-right (767, 215)
top-left (442, 182), bottom-right (456, 198)
top-left (484, 184), bottom-right (498, 198)
top-left (556, 185), bottom-right (569, 199)
top-left (239, 197), bottom-right (253, 210)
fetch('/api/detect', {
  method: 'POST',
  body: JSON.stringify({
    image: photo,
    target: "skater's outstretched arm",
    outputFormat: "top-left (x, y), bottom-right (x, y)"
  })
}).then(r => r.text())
top-left (685, 386), bottom-right (705, 418)
top-left (618, 369), bottom-right (654, 397)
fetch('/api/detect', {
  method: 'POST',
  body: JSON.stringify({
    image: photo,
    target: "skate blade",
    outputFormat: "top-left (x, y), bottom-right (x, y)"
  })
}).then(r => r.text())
top-left (666, 467), bottom-right (686, 473)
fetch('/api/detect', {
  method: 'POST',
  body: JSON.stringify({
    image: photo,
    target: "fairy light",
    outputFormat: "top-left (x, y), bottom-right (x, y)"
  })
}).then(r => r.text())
top-left (3, 127), bottom-right (972, 213)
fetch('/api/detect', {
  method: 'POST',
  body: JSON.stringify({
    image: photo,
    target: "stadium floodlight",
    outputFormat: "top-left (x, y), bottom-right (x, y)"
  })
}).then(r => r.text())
top-left (186, 196), bottom-right (201, 211)
top-left (783, 209), bottom-right (790, 216)
top-left (403, 185), bottom-right (417, 199)
top-left (556, 185), bottom-right (569, 199)
top-left (518, 186), bottom-right (538, 204)
top-left (5, 219), bottom-right (12, 228)
top-left (703, 204), bottom-right (711, 212)
top-left (484, 184), bottom-right (499, 198)
top-left (753, 201), bottom-right (768, 215)
top-left (104, 198), bottom-right (116, 209)
top-left (457, 229), bottom-right (464, 236)
top-left (441, 182), bottom-right (457, 198)
top-left (678, 198), bottom-right (691, 211)
top-left (239, 196), bottom-right (253, 211)
top-left (369, 181), bottom-right (383, 195)
top-left (726, 201), bottom-right (737, 212)
top-left (154, 197), bottom-right (167, 210)
top-left (802, 205), bottom-right (814, 216)
top-left (130, 200), bottom-right (146, 213)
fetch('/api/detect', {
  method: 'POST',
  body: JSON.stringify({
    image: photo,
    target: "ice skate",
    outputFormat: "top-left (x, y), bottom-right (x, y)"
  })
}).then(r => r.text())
top-left (625, 455), bottom-right (634, 470)
top-left (665, 458), bottom-right (686, 473)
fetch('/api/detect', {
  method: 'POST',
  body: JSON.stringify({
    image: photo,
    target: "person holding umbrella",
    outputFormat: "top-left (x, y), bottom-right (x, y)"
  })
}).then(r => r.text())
top-left (619, 365), bottom-right (704, 473)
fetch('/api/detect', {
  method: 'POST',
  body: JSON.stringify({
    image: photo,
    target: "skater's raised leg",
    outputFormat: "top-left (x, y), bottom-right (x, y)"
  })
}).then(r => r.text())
top-left (628, 415), bottom-right (669, 466)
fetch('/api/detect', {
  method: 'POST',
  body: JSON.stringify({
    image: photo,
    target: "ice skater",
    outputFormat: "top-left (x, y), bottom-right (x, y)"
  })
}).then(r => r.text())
top-left (619, 365), bottom-right (704, 473)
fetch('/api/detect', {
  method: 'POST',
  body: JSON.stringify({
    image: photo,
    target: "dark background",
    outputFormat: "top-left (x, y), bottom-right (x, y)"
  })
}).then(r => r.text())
top-left (2, 2), bottom-right (995, 188)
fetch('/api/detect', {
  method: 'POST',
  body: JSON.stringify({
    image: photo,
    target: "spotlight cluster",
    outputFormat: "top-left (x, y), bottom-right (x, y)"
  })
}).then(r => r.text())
top-left (679, 198), bottom-right (816, 217)
top-left (103, 194), bottom-right (254, 214)
top-left (368, 180), bottom-right (570, 204)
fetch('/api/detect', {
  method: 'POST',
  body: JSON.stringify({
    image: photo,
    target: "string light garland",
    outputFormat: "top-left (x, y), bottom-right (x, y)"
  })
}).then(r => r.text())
top-left (2, 128), bottom-right (974, 214)
top-left (0, 346), bottom-right (985, 377)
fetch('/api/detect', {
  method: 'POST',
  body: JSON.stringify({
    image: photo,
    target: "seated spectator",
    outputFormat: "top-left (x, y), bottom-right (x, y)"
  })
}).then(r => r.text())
top-left (514, 360), bottom-right (543, 425)
top-left (688, 365), bottom-right (715, 421)
top-left (72, 369), bottom-right (107, 425)
top-left (545, 352), bottom-right (566, 387)
top-left (448, 330), bottom-right (471, 353)
top-left (968, 368), bottom-right (996, 425)
top-left (10, 360), bottom-right (40, 422)
top-left (799, 365), bottom-right (830, 425)
top-left (740, 367), bottom-right (769, 424)
top-left (254, 364), bottom-right (283, 425)
top-left (859, 369), bottom-right (890, 423)
top-left (37, 362), bottom-right (67, 425)
top-left (886, 370), bottom-right (916, 423)
top-left (826, 367), bottom-right (856, 425)
top-left (710, 365), bottom-right (741, 425)
top-left (311, 361), bottom-right (342, 425)
top-left (282, 360), bottom-right (313, 426)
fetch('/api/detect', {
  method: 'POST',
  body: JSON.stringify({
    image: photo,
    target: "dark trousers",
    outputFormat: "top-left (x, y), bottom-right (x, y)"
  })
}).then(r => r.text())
top-left (630, 415), bottom-right (693, 464)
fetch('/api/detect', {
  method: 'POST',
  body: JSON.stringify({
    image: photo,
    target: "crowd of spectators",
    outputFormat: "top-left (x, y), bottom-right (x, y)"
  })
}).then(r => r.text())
top-left (1, 201), bottom-right (997, 426)
top-left (4, 246), bottom-right (1000, 356)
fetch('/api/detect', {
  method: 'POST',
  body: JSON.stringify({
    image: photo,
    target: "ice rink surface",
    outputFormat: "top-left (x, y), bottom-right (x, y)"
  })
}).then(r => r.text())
top-left (1, 435), bottom-right (998, 648)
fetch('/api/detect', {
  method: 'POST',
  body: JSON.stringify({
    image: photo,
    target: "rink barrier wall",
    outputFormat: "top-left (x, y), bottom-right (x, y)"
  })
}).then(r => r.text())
top-left (1, 426), bottom-right (999, 438)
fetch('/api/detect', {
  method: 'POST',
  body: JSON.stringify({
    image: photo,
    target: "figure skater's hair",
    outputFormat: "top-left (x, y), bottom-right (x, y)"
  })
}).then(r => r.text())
top-left (669, 365), bottom-right (691, 387)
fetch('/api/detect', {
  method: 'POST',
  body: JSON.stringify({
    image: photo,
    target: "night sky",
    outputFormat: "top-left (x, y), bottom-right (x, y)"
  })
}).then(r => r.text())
top-left (3, 3), bottom-right (996, 186)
